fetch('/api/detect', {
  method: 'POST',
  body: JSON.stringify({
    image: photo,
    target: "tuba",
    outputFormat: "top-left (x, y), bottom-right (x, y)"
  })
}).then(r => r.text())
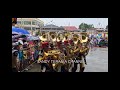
top-left (39, 33), bottom-right (47, 42)
top-left (49, 32), bottom-right (56, 42)
top-left (62, 32), bottom-right (69, 42)
top-left (73, 34), bottom-right (79, 45)
top-left (80, 32), bottom-right (88, 43)
top-left (57, 33), bottom-right (64, 42)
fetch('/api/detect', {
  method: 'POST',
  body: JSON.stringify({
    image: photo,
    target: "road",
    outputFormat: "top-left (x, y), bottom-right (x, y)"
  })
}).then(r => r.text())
top-left (84, 47), bottom-right (108, 72)
top-left (23, 47), bottom-right (108, 72)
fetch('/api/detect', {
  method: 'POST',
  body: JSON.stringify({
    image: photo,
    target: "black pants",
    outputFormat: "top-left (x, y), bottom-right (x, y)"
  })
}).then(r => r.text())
top-left (72, 56), bottom-right (81, 72)
top-left (61, 65), bottom-right (68, 72)
top-left (72, 63), bottom-right (78, 72)
top-left (41, 63), bottom-right (56, 72)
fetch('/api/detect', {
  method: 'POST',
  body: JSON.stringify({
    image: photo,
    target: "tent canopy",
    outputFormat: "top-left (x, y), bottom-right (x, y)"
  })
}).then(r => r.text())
top-left (12, 26), bottom-right (30, 35)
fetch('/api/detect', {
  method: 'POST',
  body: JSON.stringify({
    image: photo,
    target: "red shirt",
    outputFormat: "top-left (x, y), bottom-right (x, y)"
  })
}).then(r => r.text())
top-left (69, 39), bottom-right (73, 45)
top-left (57, 41), bottom-right (62, 49)
top-left (41, 42), bottom-right (49, 48)
top-left (64, 40), bottom-right (69, 45)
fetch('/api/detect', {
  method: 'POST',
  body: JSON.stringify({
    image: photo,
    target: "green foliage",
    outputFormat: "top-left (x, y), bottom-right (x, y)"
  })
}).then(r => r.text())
top-left (79, 23), bottom-right (94, 30)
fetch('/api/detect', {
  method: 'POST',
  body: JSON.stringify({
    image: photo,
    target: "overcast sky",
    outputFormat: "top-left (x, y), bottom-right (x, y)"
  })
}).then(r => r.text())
top-left (38, 18), bottom-right (108, 28)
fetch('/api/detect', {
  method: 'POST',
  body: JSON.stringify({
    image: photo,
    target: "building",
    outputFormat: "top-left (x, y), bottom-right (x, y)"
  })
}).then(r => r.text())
top-left (86, 28), bottom-right (97, 35)
top-left (36, 24), bottom-right (64, 32)
top-left (16, 18), bottom-right (44, 31)
top-left (61, 26), bottom-right (82, 35)
top-left (62, 26), bottom-right (78, 32)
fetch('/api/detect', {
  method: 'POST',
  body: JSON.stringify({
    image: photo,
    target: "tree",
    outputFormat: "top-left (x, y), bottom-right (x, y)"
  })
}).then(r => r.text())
top-left (79, 23), bottom-right (94, 30)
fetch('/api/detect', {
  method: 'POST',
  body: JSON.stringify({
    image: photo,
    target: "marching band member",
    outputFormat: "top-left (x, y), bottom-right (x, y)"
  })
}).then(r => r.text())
top-left (61, 35), bottom-right (71, 72)
top-left (78, 34), bottom-right (90, 71)
top-left (72, 40), bottom-right (81, 72)
top-left (80, 35), bottom-right (89, 65)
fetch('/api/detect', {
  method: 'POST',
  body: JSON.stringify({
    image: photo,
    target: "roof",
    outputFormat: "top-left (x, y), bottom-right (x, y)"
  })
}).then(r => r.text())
top-left (42, 24), bottom-right (61, 28)
top-left (39, 24), bottom-right (64, 31)
top-left (62, 26), bottom-right (78, 31)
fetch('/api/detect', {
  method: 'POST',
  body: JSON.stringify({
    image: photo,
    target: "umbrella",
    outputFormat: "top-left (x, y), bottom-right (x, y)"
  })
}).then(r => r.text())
top-left (12, 34), bottom-right (28, 39)
top-left (12, 32), bottom-right (20, 35)
top-left (12, 35), bottom-right (21, 39)
top-left (27, 36), bottom-right (40, 41)
top-left (12, 26), bottom-right (30, 35)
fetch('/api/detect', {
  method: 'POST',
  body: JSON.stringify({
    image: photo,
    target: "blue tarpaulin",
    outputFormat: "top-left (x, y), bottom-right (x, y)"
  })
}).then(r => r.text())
top-left (12, 26), bottom-right (30, 35)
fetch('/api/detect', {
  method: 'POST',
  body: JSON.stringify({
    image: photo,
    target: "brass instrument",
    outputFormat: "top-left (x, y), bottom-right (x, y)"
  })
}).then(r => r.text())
top-left (48, 32), bottom-right (56, 42)
top-left (43, 49), bottom-right (61, 70)
top-left (79, 32), bottom-right (89, 52)
top-left (45, 50), bottom-right (61, 56)
top-left (73, 34), bottom-right (79, 45)
top-left (39, 33), bottom-right (47, 42)
top-left (62, 32), bottom-right (70, 42)
top-left (80, 32), bottom-right (88, 43)
top-left (80, 47), bottom-right (88, 53)
top-left (23, 50), bottom-right (27, 59)
top-left (62, 34), bottom-right (66, 43)
top-left (51, 34), bottom-right (56, 42)
top-left (57, 33), bottom-right (64, 42)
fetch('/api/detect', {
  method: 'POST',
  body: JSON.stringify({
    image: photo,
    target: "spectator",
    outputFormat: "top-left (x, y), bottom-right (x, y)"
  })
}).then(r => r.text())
top-left (18, 40), bottom-right (24, 71)
top-left (12, 44), bottom-right (19, 72)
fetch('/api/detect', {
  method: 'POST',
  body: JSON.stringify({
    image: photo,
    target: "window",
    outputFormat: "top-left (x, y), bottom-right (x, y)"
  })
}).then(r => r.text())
top-left (24, 27), bottom-right (31, 30)
top-left (32, 21), bottom-right (36, 25)
top-left (37, 22), bottom-right (40, 25)
top-left (32, 27), bottom-right (36, 30)
top-left (17, 21), bottom-right (21, 24)
top-left (24, 21), bottom-right (31, 25)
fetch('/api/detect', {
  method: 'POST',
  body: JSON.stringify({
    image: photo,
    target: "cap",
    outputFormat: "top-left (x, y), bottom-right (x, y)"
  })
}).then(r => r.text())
top-left (18, 40), bottom-right (23, 45)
